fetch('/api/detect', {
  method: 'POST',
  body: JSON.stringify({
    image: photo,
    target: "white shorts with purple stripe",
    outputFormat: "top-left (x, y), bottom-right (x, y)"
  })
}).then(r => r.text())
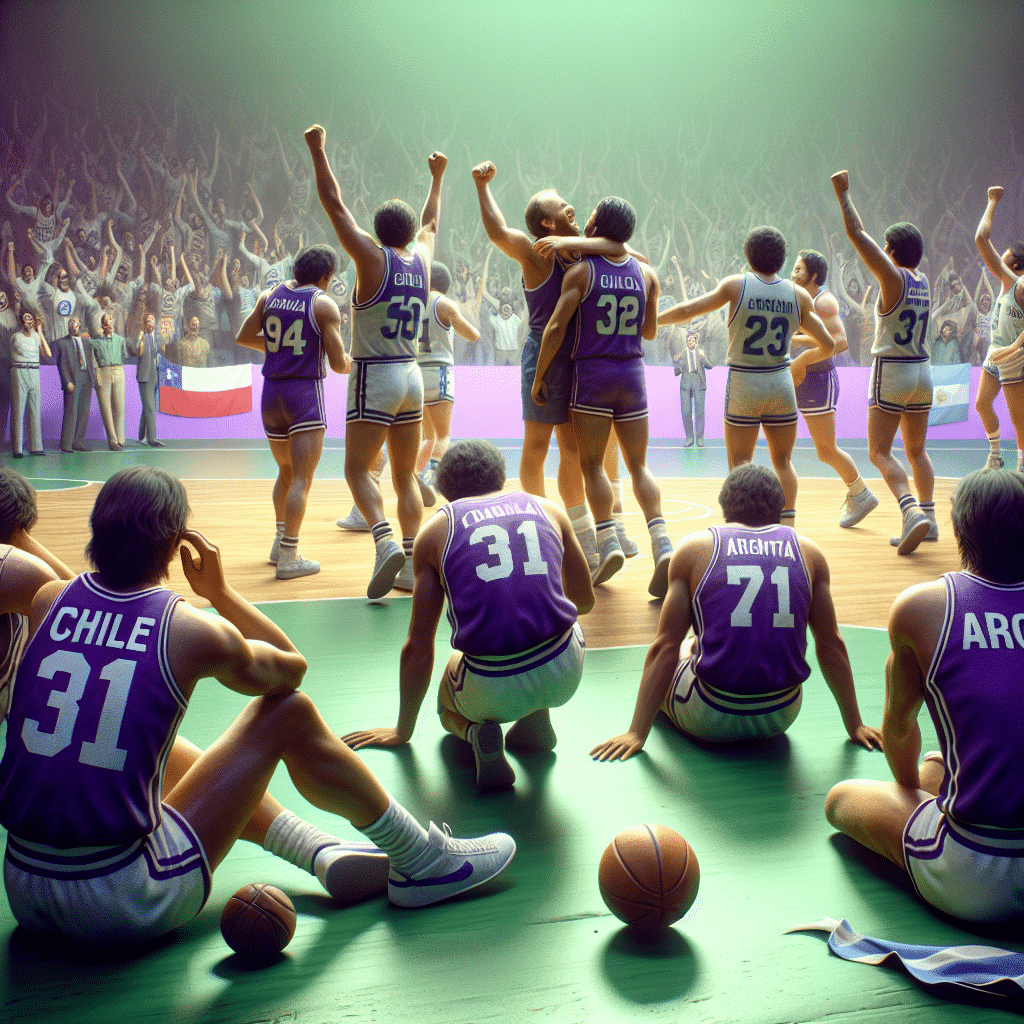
top-left (868, 356), bottom-right (932, 415)
top-left (3, 803), bottom-right (211, 946)
top-left (662, 655), bottom-right (802, 742)
top-left (420, 363), bottom-right (454, 405)
top-left (441, 623), bottom-right (584, 724)
top-left (724, 365), bottom-right (798, 427)
top-left (903, 797), bottom-right (1024, 923)
top-left (347, 358), bottom-right (424, 426)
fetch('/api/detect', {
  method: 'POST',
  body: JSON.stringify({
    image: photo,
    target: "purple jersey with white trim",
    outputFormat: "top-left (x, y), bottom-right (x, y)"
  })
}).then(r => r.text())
top-left (440, 492), bottom-right (577, 657)
top-left (351, 248), bottom-right (428, 361)
top-left (524, 262), bottom-right (565, 334)
top-left (924, 572), bottom-right (1024, 830)
top-left (692, 524), bottom-right (812, 694)
top-left (0, 575), bottom-right (185, 847)
top-left (572, 256), bottom-right (646, 360)
top-left (261, 283), bottom-right (325, 380)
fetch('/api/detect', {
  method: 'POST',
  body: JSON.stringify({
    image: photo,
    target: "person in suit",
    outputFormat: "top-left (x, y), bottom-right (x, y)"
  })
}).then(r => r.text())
top-left (127, 312), bottom-right (164, 447)
top-left (672, 328), bottom-right (712, 447)
top-left (53, 316), bottom-right (92, 453)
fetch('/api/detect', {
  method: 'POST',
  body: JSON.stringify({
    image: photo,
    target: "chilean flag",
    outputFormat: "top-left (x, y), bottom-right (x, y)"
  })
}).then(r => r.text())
top-left (158, 358), bottom-right (253, 417)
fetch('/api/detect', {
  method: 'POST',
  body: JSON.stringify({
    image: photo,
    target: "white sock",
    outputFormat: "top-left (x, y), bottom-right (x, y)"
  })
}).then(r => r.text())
top-left (568, 503), bottom-right (597, 553)
top-left (359, 797), bottom-right (432, 876)
top-left (847, 476), bottom-right (865, 496)
top-left (264, 810), bottom-right (339, 874)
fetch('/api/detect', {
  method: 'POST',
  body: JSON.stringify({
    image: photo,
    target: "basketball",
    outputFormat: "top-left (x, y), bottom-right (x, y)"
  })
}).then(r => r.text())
top-left (598, 824), bottom-right (699, 936)
top-left (220, 883), bottom-right (297, 961)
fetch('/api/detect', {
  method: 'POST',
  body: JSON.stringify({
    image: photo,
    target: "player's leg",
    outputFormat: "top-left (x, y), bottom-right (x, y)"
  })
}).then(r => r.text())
top-left (1002, 379), bottom-right (1024, 473)
top-left (805, 412), bottom-right (859, 485)
top-left (974, 367), bottom-right (1003, 469)
top-left (761, 421), bottom-right (798, 522)
top-left (573, 408), bottom-right (623, 585)
top-left (386, 417), bottom-right (424, 592)
top-left (897, 409), bottom-right (935, 538)
top-left (602, 432), bottom-right (639, 557)
top-left (438, 655), bottom-right (516, 792)
top-left (723, 420), bottom-right (759, 469)
top-left (417, 405), bottom-right (436, 473)
top-left (824, 778), bottom-right (929, 869)
top-left (612, 415), bottom-right (673, 597)
top-left (520, 420), bottom-right (554, 496)
top-left (417, 400), bottom-right (452, 507)
top-left (869, 405), bottom-right (929, 553)
top-left (338, 445), bottom-right (386, 531)
top-left (164, 692), bottom-right (515, 906)
top-left (274, 427), bottom-right (326, 578)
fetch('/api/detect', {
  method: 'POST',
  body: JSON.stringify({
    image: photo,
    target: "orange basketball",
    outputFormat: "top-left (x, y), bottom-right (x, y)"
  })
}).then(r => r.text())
top-left (598, 824), bottom-right (699, 937)
top-left (220, 883), bottom-right (297, 961)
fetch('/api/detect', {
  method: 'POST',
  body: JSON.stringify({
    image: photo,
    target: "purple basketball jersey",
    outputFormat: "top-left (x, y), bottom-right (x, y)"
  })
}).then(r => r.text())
top-left (0, 575), bottom-right (185, 847)
top-left (524, 262), bottom-right (566, 334)
top-left (692, 524), bottom-right (812, 694)
top-left (261, 283), bottom-right (325, 380)
top-left (571, 256), bottom-right (646, 361)
top-left (925, 572), bottom-right (1024, 831)
top-left (440, 492), bottom-right (577, 657)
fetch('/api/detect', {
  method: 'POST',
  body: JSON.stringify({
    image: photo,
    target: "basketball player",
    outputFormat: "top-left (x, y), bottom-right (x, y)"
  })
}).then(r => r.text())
top-left (236, 244), bottom-right (349, 579)
top-left (0, 467), bottom-right (517, 947)
top-left (412, 261), bottom-right (481, 516)
top-left (825, 470), bottom-right (1024, 923)
top-left (790, 249), bottom-right (879, 527)
top-left (471, 161), bottom-right (639, 568)
top-left (658, 227), bottom-right (836, 527)
top-left (306, 124), bottom-right (445, 599)
top-left (973, 186), bottom-right (1024, 474)
top-left (342, 440), bottom-right (594, 793)
top-left (532, 197), bottom-right (672, 596)
top-left (831, 170), bottom-right (935, 554)
top-left (591, 464), bottom-right (882, 760)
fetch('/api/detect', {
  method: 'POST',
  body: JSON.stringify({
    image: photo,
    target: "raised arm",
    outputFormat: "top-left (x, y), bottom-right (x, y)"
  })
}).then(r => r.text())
top-left (974, 186), bottom-right (1017, 290)
top-left (831, 170), bottom-right (903, 310)
top-left (471, 160), bottom-right (546, 278)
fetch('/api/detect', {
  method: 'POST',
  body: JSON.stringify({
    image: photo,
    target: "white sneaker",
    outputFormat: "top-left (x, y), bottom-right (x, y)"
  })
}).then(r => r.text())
top-left (313, 844), bottom-right (391, 904)
top-left (469, 720), bottom-right (516, 792)
top-left (591, 534), bottom-right (625, 586)
top-left (648, 536), bottom-right (674, 598)
top-left (614, 518), bottom-right (639, 558)
top-left (392, 558), bottom-right (414, 592)
top-left (923, 517), bottom-right (939, 542)
top-left (839, 488), bottom-right (879, 528)
top-left (337, 506), bottom-right (371, 531)
top-left (388, 822), bottom-right (516, 908)
top-left (269, 534), bottom-right (283, 565)
top-left (276, 554), bottom-right (320, 579)
top-left (368, 540), bottom-right (405, 599)
top-left (417, 469), bottom-right (437, 508)
top-left (890, 509), bottom-right (930, 555)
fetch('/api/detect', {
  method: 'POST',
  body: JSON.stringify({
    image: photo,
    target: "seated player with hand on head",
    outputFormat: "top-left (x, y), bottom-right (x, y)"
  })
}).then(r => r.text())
top-left (343, 439), bottom-right (594, 792)
top-left (825, 469), bottom-right (1024, 924)
top-left (592, 464), bottom-right (882, 760)
top-left (0, 467), bottom-right (516, 948)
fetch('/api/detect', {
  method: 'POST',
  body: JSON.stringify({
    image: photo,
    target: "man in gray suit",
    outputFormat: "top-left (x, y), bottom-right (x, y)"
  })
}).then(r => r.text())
top-left (128, 312), bottom-right (165, 447)
top-left (54, 316), bottom-right (92, 453)
top-left (672, 327), bottom-right (713, 447)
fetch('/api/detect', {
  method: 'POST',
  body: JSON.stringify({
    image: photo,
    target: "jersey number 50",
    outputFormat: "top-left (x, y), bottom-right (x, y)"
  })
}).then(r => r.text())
top-left (381, 296), bottom-right (425, 342)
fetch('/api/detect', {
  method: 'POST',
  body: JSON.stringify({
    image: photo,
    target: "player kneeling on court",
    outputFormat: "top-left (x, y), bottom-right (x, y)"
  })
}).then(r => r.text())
top-left (343, 439), bottom-right (595, 792)
top-left (0, 467), bottom-right (515, 948)
top-left (591, 464), bottom-right (882, 760)
top-left (825, 469), bottom-right (1024, 924)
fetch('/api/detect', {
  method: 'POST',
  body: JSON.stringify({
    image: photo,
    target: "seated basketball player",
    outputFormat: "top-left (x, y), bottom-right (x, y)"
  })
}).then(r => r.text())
top-left (825, 469), bottom-right (1024, 923)
top-left (0, 467), bottom-right (516, 948)
top-left (343, 439), bottom-right (595, 792)
top-left (592, 464), bottom-right (882, 759)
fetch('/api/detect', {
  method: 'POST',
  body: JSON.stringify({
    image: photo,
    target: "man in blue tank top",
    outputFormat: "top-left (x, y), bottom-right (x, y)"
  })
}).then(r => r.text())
top-left (832, 170), bottom-right (935, 555)
top-left (826, 470), bottom-right (1024, 923)
top-left (592, 464), bottom-right (881, 760)
top-left (342, 440), bottom-right (594, 793)
top-left (305, 124), bottom-right (447, 599)
top-left (236, 244), bottom-right (349, 580)
top-left (0, 467), bottom-right (517, 947)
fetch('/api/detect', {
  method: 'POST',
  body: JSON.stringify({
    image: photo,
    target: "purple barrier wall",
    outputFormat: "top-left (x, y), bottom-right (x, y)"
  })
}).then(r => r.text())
top-left (32, 365), bottom-right (1006, 445)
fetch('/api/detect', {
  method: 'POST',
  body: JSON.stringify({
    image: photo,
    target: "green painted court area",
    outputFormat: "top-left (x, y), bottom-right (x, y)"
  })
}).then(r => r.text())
top-left (2, 598), bottom-right (1018, 1023)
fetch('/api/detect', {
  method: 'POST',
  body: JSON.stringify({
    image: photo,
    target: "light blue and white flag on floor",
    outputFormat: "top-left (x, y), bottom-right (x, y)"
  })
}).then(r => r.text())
top-left (929, 363), bottom-right (970, 425)
top-left (786, 918), bottom-right (1024, 1001)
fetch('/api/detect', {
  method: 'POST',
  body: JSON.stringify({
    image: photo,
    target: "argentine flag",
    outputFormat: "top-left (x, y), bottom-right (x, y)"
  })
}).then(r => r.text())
top-left (929, 363), bottom-right (970, 426)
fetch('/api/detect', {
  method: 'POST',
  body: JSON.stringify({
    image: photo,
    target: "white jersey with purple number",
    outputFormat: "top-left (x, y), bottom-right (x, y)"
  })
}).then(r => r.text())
top-left (439, 492), bottom-right (577, 657)
top-left (417, 293), bottom-right (454, 367)
top-left (727, 274), bottom-right (800, 370)
top-left (871, 267), bottom-right (930, 359)
top-left (692, 524), bottom-right (812, 694)
top-left (924, 572), bottom-right (1024, 832)
top-left (352, 247), bottom-right (428, 361)
top-left (0, 575), bottom-right (184, 848)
